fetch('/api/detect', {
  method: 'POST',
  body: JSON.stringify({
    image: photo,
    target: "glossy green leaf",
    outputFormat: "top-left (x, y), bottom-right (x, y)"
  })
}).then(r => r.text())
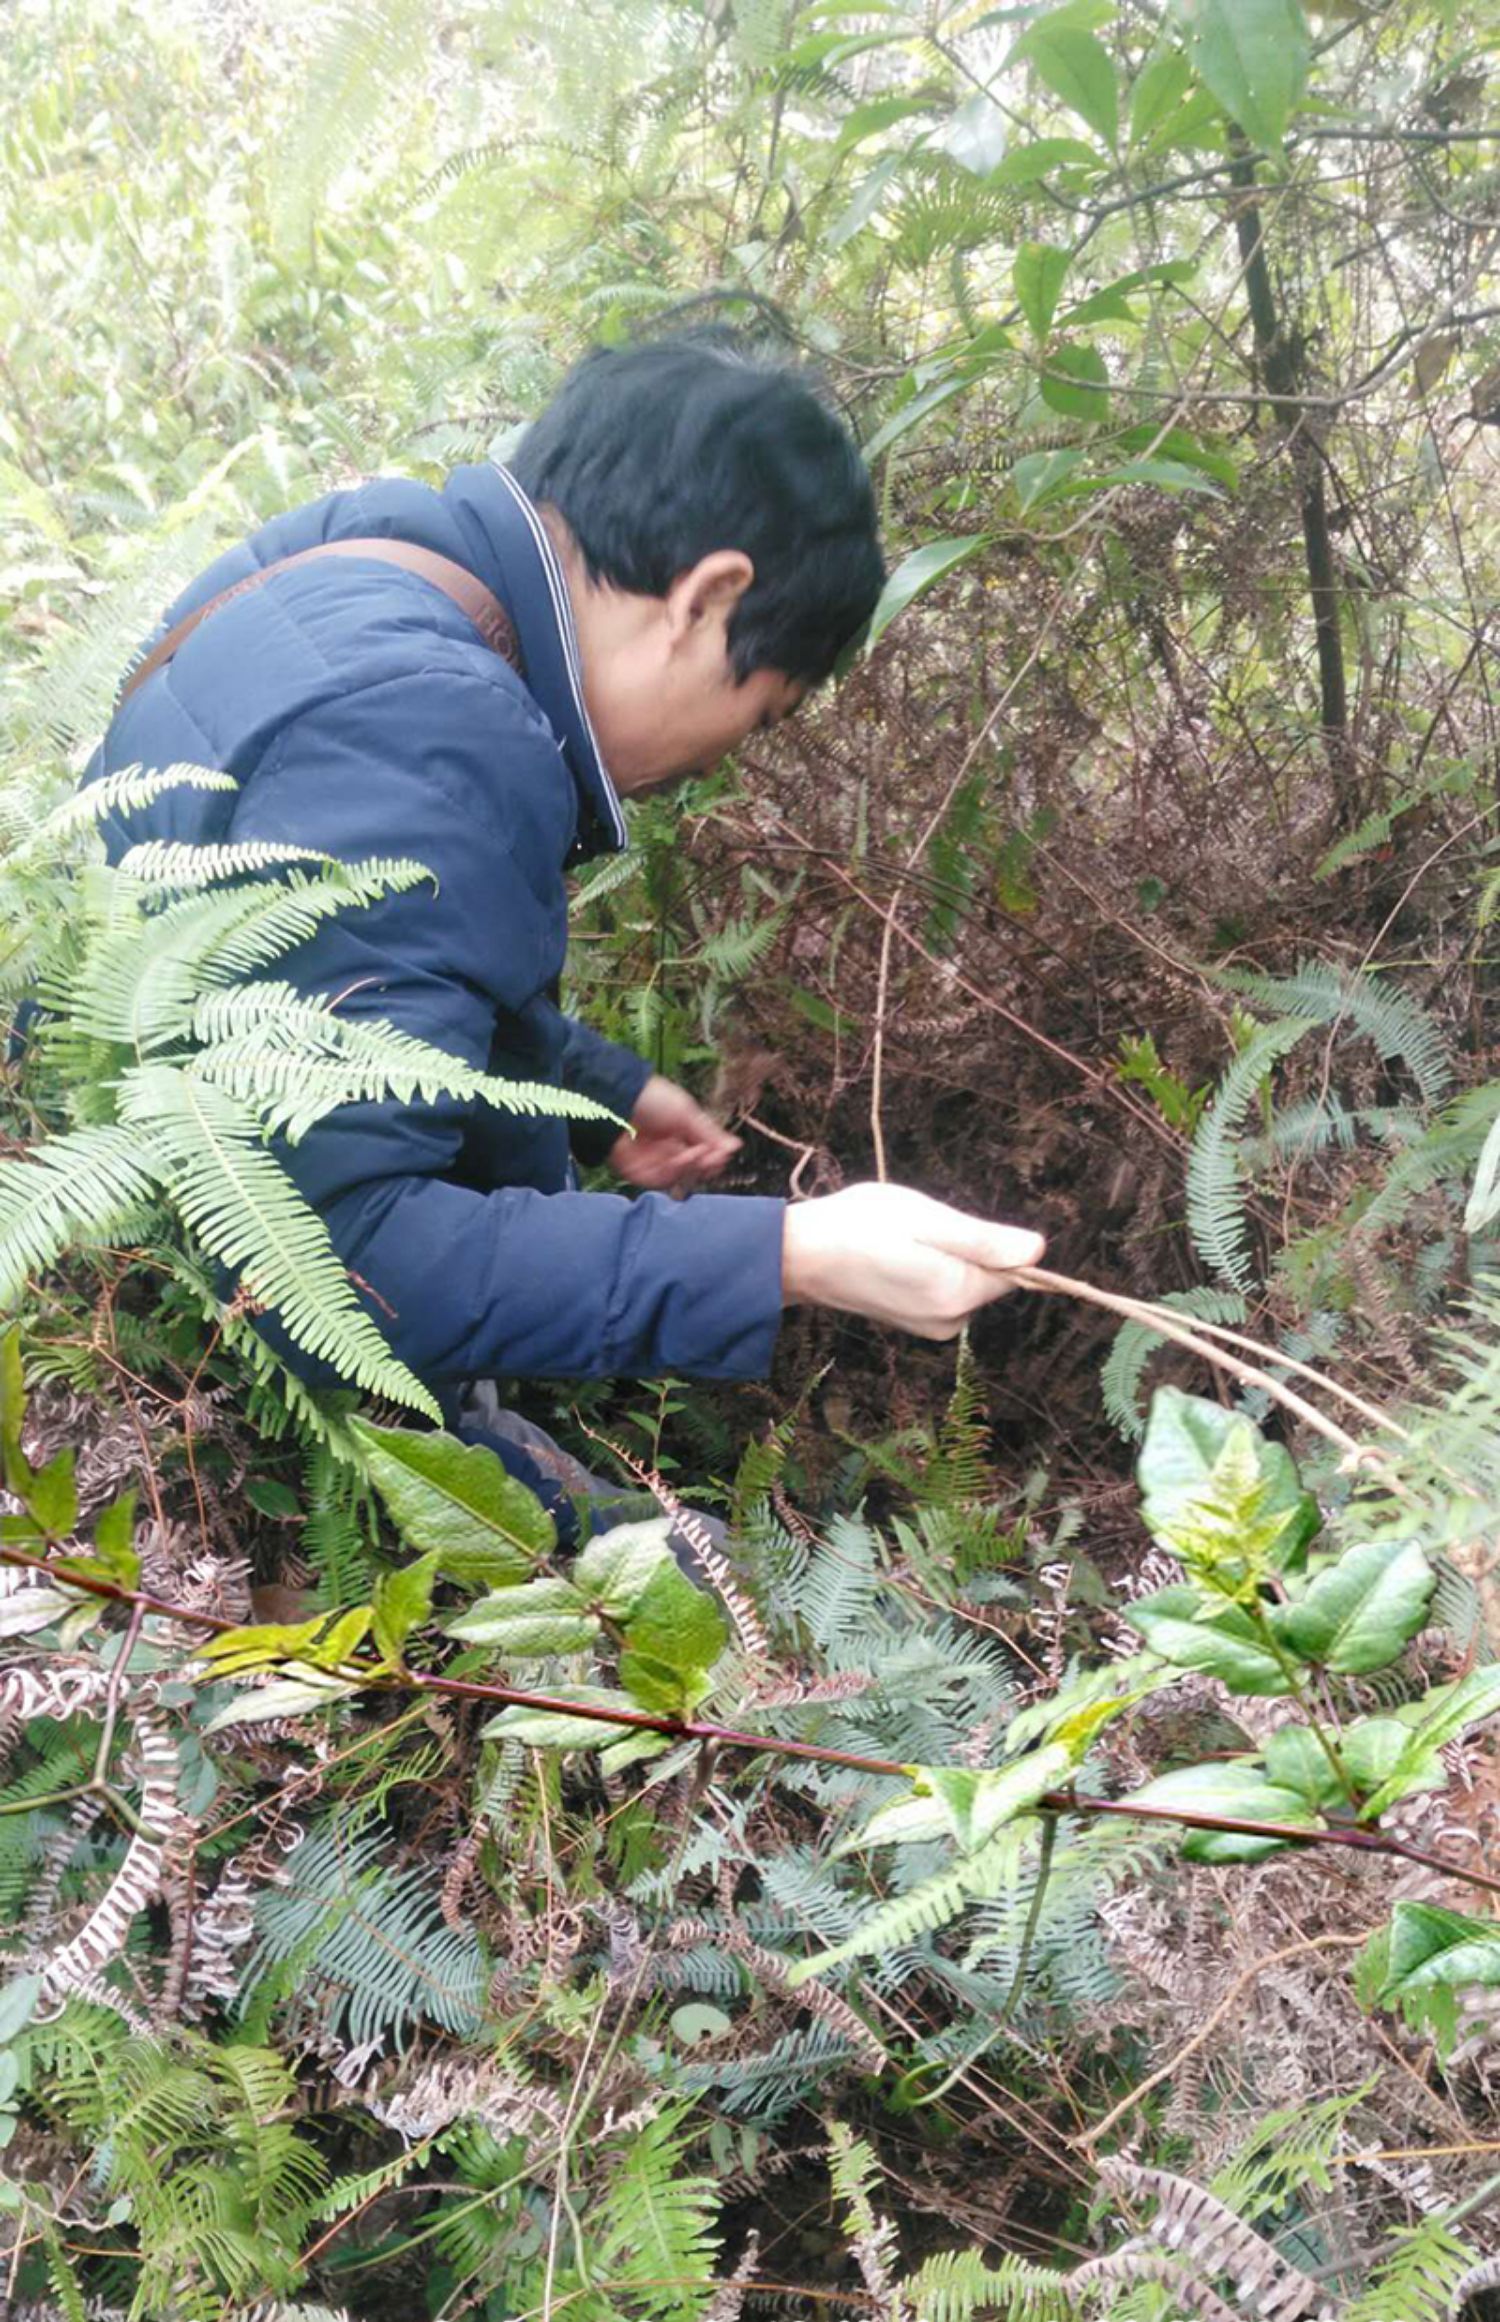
top-left (1138, 1387), bottom-right (1320, 1571)
top-left (481, 1686), bottom-right (649, 1751)
top-left (372, 1550), bottom-right (440, 1666)
top-left (445, 1575), bottom-right (596, 1656)
top-left (1091, 457), bottom-right (1224, 496)
top-left (1014, 19), bottom-right (1118, 146)
top-left (1123, 1585), bottom-right (1293, 1695)
top-left (0, 1330), bottom-right (29, 1494)
top-left (1340, 1714), bottom-right (1434, 1808)
top-left (91, 1491), bottom-right (139, 1584)
top-left (864, 372), bottom-right (976, 462)
top-left (989, 135), bottom-right (1100, 185)
top-left (28, 1449), bottom-right (77, 1540)
top-left (1356, 1665), bottom-right (1500, 1819)
top-left (351, 1418), bottom-right (553, 1582)
top-left (1013, 240), bottom-right (1072, 338)
top-left (1114, 423), bottom-right (1238, 486)
top-left (1128, 1759), bottom-right (1321, 1861)
top-left (828, 151), bottom-right (902, 248)
top-left (1272, 1539), bottom-right (1434, 1675)
top-left (0, 1586), bottom-right (76, 1638)
top-left (671, 2003), bottom-right (732, 2046)
top-left (866, 535), bottom-right (986, 646)
top-left (245, 1477), bottom-right (301, 1519)
top-left (1130, 44), bottom-right (1192, 143)
top-left (0, 1974), bottom-right (42, 2047)
top-left (572, 1517), bottom-right (676, 1619)
top-left (833, 92), bottom-right (941, 157)
top-left (1011, 447), bottom-right (1087, 511)
top-left (1379, 1901), bottom-right (1500, 1999)
top-left (204, 1668), bottom-right (358, 1733)
top-left (1261, 1725), bottom-right (1346, 1812)
top-left (1039, 340), bottom-right (1110, 420)
top-left (1172, 0), bottom-right (1310, 149)
top-left (615, 1561), bottom-right (728, 1713)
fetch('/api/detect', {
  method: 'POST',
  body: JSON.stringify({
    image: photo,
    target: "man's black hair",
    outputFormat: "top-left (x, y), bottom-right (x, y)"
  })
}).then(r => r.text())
top-left (509, 329), bottom-right (884, 686)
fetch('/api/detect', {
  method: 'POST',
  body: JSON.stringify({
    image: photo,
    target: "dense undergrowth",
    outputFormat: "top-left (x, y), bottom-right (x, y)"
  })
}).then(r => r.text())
top-left (1, 0), bottom-right (1498, 2315)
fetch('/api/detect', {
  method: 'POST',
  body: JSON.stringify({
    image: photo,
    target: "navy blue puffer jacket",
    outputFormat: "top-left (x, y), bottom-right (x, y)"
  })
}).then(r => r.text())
top-left (85, 461), bottom-right (786, 1386)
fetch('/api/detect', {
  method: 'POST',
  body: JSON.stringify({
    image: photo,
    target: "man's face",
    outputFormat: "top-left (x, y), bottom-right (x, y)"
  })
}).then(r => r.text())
top-left (576, 548), bottom-right (806, 795)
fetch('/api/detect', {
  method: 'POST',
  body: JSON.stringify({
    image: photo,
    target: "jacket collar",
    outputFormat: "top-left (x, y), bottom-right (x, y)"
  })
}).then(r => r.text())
top-left (441, 462), bottom-right (628, 860)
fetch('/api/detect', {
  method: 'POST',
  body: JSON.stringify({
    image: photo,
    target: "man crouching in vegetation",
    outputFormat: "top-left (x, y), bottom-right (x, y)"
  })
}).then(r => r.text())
top-left (93, 327), bottom-right (1044, 1536)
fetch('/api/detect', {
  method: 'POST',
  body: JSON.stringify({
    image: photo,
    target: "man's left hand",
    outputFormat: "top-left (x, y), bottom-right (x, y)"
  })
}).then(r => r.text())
top-left (610, 1073), bottom-right (741, 1190)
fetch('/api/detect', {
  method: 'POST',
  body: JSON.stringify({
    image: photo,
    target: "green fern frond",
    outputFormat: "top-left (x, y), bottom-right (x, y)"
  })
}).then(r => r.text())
top-left (793, 1823), bottom-right (1032, 1982)
top-left (117, 839), bottom-right (334, 886)
top-left (69, 861), bottom-right (429, 1050)
top-left (1186, 1018), bottom-right (1313, 1288)
top-left (241, 1820), bottom-right (488, 2054)
top-left (1102, 1287), bottom-right (1248, 1441)
top-left (116, 1068), bottom-right (438, 1416)
top-left (1360, 1082), bottom-right (1500, 1233)
top-left (598, 2108), bottom-right (720, 2318)
top-left (188, 985), bottom-right (614, 1141)
top-left (1218, 958), bottom-right (1453, 1108)
top-left (906, 2247), bottom-right (1073, 2322)
top-left (267, 0), bottom-right (435, 254)
top-left (1343, 2217), bottom-right (1476, 2322)
top-left (24, 762), bottom-right (238, 854)
top-left (0, 1125), bottom-right (164, 1305)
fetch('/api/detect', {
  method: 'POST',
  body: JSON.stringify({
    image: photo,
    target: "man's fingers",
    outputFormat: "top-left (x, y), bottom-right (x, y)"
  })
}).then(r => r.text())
top-left (918, 1212), bottom-right (1046, 1275)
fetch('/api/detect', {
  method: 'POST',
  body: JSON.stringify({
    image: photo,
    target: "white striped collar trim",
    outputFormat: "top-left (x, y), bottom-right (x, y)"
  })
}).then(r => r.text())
top-left (489, 463), bottom-right (629, 852)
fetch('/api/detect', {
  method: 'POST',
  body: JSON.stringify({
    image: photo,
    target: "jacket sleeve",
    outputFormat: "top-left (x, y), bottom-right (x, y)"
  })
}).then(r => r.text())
top-left (228, 668), bottom-right (785, 1384)
top-left (557, 1012), bottom-right (652, 1169)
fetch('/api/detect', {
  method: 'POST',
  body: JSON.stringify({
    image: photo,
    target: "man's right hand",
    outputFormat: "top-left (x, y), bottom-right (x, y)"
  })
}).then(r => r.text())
top-left (781, 1183), bottom-right (1045, 1340)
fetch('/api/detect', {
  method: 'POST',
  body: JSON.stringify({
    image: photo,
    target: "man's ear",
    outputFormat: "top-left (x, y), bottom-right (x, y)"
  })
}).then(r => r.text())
top-left (665, 550), bottom-right (755, 644)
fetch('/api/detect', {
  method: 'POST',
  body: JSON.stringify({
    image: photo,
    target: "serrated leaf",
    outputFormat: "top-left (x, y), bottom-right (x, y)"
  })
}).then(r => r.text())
top-left (1172, 0), bottom-right (1310, 149)
top-left (1138, 1387), bottom-right (1320, 1571)
top-left (1272, 1539), bottom-right (1434, 1675)
top-left (571, 1518), bottom-right (676, 1618)
top-left (1357, 1666), bottom-right (1500, 1819)
top-left (1013, 18), bottom-right (1118, 145)
top-left (444, 1575), bottom-right (597, 1657)
top-left (1013, 241), bottom-right (1072, 338)
top-left (1039, 340), bottom-right (1110, 420)
top-left (866, 535), bottom-right (986, 646)
top-left (1123, 1585), bottom-right (1293, 1695)
top-left (621, 1561), bottom-right (728, 1681)
top-left (351, 1418), bottom-right (553, 1581)
top-left (1128, 1760), bottom-right (1321, 1861)
top-left (1379, 1901), bottom-right (1500, 1999)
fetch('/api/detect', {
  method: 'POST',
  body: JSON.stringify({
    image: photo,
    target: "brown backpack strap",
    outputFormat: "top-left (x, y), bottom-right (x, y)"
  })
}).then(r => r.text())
top-left (116, 536), bottom-right (523, 709)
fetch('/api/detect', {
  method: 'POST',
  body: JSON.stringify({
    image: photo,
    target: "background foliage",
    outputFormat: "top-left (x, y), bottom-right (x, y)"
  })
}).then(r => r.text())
top-left (1, 0), bottom-right (1498, 2315)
